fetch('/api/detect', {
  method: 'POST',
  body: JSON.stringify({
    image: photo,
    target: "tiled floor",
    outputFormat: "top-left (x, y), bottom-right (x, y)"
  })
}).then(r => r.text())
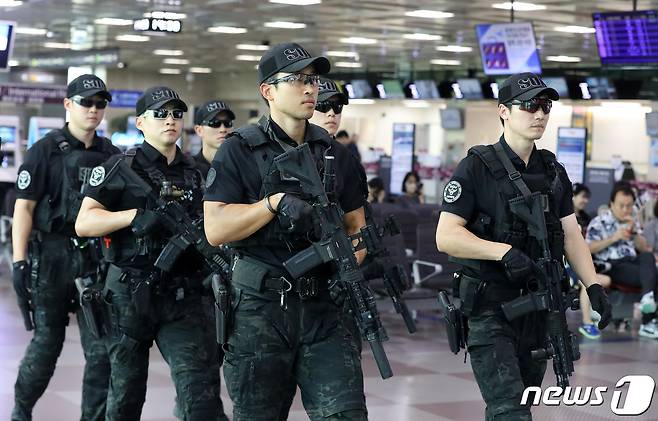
top-left (0, 277), bottom-right (657, 420)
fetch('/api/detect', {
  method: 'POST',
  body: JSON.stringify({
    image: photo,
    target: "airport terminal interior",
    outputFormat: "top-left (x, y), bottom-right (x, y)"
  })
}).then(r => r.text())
top-left (1, 0), bottom-right (658, 419)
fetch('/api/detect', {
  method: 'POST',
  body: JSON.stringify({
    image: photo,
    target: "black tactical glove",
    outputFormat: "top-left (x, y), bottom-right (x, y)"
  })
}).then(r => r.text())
top-left (276, 194), bottom-right (314, 234)
top-left (12, 260), bottom-right (30, 301)
top-left (130, 209), bottom-right (162, 237)
top-left (501, 248), bottom-right (536, 286)
top-left (586, 283), bottom-right (612, 330)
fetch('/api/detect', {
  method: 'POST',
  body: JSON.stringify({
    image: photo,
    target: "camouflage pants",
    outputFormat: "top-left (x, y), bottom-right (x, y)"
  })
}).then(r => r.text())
top-left (467, 308), bottom-right (547, 421)
top-left (174, 295), bottom-right (228, 421)
top-left (224, 284), bottom-right (367, 421)
top-left (103, 267), bottom-right (221, 421)
top-left (12, 238), bottom-right (110, 421)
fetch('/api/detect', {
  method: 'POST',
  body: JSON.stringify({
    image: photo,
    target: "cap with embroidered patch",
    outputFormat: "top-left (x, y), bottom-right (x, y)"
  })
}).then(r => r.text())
top-left (258, 42), bottom-right (330, 83)
top-left (67, 74), bottom-right (112, 101)
top-left (194, 100), bottom-right (235, 125)
top-left (318, 78), bottom-right (349, 104)
top-left (136, 86), bottom-right (188, 116)
top-left (497, 72), bottom-right (559, 104)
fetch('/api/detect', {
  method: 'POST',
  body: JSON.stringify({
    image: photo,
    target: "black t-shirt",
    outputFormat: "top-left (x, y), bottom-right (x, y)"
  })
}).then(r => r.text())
top-left (204, 117), bottom-right (365, 268)
top-left (84, 141), bottom-right (205, 272)
top-left (193, 150), bottom-right (212, 179)
top-left (16, 123), bottom-right (120, 203)
top-left (441, 137), bottom-right (574, 282)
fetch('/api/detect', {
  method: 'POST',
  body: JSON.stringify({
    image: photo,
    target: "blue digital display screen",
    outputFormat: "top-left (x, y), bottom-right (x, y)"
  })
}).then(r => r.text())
top-left (594, 10), bottom-right (658, 65)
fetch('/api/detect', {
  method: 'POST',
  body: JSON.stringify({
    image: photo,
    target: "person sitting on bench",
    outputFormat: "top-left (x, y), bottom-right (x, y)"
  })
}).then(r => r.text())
top-left (571, 183), bottom-right (612, 339)
top-left (586, 182), bottom-right (658, 339)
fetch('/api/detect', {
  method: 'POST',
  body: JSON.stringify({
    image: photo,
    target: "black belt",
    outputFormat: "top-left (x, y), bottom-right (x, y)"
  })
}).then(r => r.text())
top-left (462, 274), bottom-right (525, 304)
top-left (261, 276), bottom-right (328, 299)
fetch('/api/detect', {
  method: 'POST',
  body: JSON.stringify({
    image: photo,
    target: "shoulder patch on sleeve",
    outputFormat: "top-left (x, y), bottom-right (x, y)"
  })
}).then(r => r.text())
top-left (443, 180), bottom-right (462, 203)
top-left (88, 166), bottom-right (106, 187)
top-left (17, 170), bottom-right (31, 190)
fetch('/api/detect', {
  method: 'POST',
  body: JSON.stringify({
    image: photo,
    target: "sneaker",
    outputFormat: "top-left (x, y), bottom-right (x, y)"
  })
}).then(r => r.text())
top-left (640, 292), bottom-right (657, 314)
top-left (639, 320), bottom-right (658, 339)
top-left (579, 324), bottom-right (601, 339)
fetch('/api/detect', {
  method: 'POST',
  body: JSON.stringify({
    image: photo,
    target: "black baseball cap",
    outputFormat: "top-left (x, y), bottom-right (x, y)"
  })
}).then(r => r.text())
top-left (318, 78), bottom-right (349, 104)
top-left (136, 86), bottom-right (188, 116)
top-left (497, 72), bottom-right (559, 104)
top-left (194, 100), bottom-right (236, 125)
top-left (258, 42), bottom-right (330, 83)
top-left (67, 74), bottom-right (112, 101)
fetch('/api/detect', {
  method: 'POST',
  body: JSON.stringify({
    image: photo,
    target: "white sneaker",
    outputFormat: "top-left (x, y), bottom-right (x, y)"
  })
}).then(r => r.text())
top-left (640, 292), bottom-right (657, 314)
top-left (639, 320), bottom-right (658, 339)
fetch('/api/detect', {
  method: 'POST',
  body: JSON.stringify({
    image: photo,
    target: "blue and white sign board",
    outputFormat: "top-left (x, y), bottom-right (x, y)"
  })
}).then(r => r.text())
top-left (476, 22), bottom-right (541, 75)
top-left (556, 127), bottom-right (587, 184)
top-left (110, 90), bottom-right (142, 108)
top-left (390, 123), bottom-right (415, 195)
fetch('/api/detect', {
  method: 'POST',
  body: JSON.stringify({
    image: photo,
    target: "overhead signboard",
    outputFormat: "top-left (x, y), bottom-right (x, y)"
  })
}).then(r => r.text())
top-left (134, 18), bottom-right (182, 33)
top-left (29, 48), bottom-right (120, 69)
top-left (593, 10), bottom-right (658, 65)
top-left (476, 22), bottom-right (542, 75)
top-left (110, 90), bottom-right (143, 108)
top-left (0, 83), bottom-right (67, 104)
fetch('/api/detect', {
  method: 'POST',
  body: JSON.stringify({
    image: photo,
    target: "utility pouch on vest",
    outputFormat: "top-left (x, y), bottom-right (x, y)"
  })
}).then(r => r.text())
top-left (438, 291), bottom-right (466, 354)
top-left (231, 257), bottom-right (269, 292)
top-left (501, 291), bottom-right (549, 321)
top-left (75, 276), bottom-right (104, 339)
top-left (459, 275), bottom-right (485, 317)
top-left (132, 276), bottom-right (154, 318)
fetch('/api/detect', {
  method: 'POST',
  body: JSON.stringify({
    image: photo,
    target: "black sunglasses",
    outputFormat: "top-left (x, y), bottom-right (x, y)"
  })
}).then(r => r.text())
top-left (72, 95), bottom-right (108, 109)
top-left (148, 109), bottom-right (185, 119)
top-left (508, 97), bottom-right (552, 114)
top-left (315, 101), bottom-right (344, 114)
top-left (206, 119), bottom-right (234, 128)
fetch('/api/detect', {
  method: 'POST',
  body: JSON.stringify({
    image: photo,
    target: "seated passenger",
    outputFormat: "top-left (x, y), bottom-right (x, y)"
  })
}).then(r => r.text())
top-left (367, 177), bottom-right (387, 204)
top-left (397, 171), bottom-right (424, 205)
top-left (586, 183), bottom-right (658, 339)
top-left (571, 183), bottom-right (611, 339)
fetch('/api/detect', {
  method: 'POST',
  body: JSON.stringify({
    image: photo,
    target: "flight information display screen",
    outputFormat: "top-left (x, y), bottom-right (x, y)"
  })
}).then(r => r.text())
top-left (593, 10), bottom-right (658, 65)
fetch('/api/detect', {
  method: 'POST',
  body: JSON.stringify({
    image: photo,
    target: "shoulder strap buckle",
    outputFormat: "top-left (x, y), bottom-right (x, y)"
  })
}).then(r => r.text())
top-left (508, 171), bottom-right (522, 181)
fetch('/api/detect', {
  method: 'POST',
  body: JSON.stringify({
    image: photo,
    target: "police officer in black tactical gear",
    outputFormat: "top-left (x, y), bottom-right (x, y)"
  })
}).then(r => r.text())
top-left (188, 98), bottom-right (235, 421)
top-left (11, 74), bottom-right (118, 421)
top-left (436, 72), bottom-right (613, 420)
top-left (74, 86), bottom-right (221, 420)
top-left (193, 99), bottom-right (235, 179)
top-left (203, 42), bottom-right (369, 421)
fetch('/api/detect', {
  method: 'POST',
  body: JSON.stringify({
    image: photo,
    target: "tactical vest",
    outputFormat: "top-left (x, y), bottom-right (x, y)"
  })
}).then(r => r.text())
top-left (33, 130), bottom-right (113, 236)
top-left (463, 143), bottom-right (565, 273)
top-left (228, 120), bottom-right (332, 249)
top-left (101, 147), bottom-right (203, 263)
